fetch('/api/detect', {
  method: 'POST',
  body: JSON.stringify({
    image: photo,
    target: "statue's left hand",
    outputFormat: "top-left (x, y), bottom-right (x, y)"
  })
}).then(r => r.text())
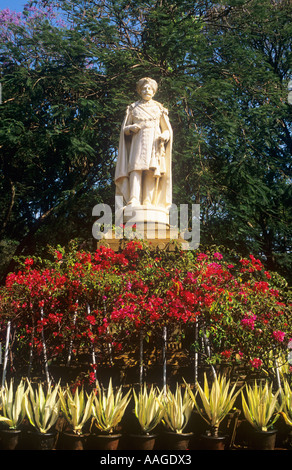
top-left (158, 131), bottom-right (170, 143)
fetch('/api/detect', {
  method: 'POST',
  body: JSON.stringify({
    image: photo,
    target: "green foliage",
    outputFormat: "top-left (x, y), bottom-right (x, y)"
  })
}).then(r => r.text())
top-left (185, 373), bottom-right (241, 437)
top-left (25, 380), bottom-right (61, 434)
top-left (59, 384), bottom-right (94, 434)
top-left (133, 384), bottom-right (164, 434)
top-left (0, 380), bottom-right (27, 429)
top-left (241, 380), bottom-right (281, 432)
top-left (91, 378), bottom-right (131, 434)
top-left (280, 378), bottom-right (292, 428)
top-left (0, 0), bottom-right (291, 284)
top-left (160, 384), bottom-right (194, 434)
top-left (0, 240), bottom-right (290, 379)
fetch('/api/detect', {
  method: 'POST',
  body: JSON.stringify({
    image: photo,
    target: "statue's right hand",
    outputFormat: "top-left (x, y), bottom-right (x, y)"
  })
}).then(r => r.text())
top-left (125, 124), bottom-right (141, 135)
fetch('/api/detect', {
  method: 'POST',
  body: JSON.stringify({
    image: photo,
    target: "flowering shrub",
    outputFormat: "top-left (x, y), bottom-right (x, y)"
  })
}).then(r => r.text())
top-left (0, 240), bottom-right (291, 382)
top-left (0, 4), bottom-right (62, 44)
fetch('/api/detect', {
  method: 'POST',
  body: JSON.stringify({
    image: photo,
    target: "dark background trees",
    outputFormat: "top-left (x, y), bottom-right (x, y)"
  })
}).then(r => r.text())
top-left (0, 0), bottom-right (291, 282)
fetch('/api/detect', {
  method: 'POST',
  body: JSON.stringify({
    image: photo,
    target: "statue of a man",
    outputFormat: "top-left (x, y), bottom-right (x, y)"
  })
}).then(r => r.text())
top-left (115, 77), bottom-right (172, 211)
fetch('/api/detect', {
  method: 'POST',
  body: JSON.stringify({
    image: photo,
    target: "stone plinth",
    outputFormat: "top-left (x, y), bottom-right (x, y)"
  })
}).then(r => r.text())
top-left (123, 204), bottom-right (169, 227)
top-left (97, 225), bottom-right (187, 252)
top-left (97, 205), bottom-right (188, 251)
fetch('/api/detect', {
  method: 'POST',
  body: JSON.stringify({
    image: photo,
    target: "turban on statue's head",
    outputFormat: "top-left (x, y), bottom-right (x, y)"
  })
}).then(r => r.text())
top-left (136, 77), bottom-right (158, 96)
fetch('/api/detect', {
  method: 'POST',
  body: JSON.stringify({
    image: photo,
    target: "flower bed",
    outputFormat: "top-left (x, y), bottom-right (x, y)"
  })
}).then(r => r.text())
top-left (0, 240), bottom-right (290, 387)
top-left (0, 239), bottom-right (291, 450)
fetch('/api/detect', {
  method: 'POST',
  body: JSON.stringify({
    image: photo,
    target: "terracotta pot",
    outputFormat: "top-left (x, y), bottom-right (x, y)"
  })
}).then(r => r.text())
top-left (200, 433), bottom-right (226, 450)
top-left (249, 429), bottom-right (277, 450)
top-left (86, 433), bottom-right (121, 450)
top-left (127, 433), bottom-right (157, 450)
top-left (161, 431), bottom-right (193, 450)
top-left (60, 431), bottom-right (87, 450)
top-left (0, 429), bottom-right (22, 450)
top-left (27, 430), bottom-right (57, 450)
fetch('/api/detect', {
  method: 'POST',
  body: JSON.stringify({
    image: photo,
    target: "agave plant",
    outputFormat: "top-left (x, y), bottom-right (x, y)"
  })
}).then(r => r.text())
top-left (25, 380), bottom-right (61, 434)
top-left (0, 379), bottom-right (27, 429)
top-left (91, 379), bottom-right (131, 434)
top-left (133, 384), bottom-right (164, 435)
top-left (241, 380), bottom-right (281, 432)
top-left (59, 385), bottom-right (94, 435)
top-left (160, 384), bottom-right (194, 434)
top-left (185, 373), bottom-right (241, 437)
top-left (280, 378), bottom-right (292, 427)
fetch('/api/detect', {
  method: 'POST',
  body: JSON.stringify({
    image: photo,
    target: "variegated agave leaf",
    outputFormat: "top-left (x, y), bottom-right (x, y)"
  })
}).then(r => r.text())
top-left (280, 379), bottom-right (292, 427)
top-left (0, 379), bottom-right (27, 429)
top-left (59, 385), bottom-right (93, 434)
top-left (133, 384), bottom-right (163, 434)
top-left (25, 380), bottom-right (61, 434)
top-left (92, 379), bottom-right (131, 433)
top-left (161, 384), bottom-right (194, 434)
top-left (241, 381), bottom-right (280, 432)
top-left (184, 373), bottom-right (241, 436)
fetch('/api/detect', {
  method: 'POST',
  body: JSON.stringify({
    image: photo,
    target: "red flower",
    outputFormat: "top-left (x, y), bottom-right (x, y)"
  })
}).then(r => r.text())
top-left (221, 350), bottom-right (232, 359)
top-left (241, 313), bottom-right (257, 330)
top-left (87, 315), bottom-right (96, 326)
top-left (197, 253), bottom-right (208, 261)
top-left (55, 251), bottom-right (63, 260)
top-left (250, 358), bottom-right (263, 369)
top-left (272, 330), bottom-right (285, 342)
top-left (89, 372), bottom-right (97, 384)
top-left (24, 258), bottom-right (34, 268)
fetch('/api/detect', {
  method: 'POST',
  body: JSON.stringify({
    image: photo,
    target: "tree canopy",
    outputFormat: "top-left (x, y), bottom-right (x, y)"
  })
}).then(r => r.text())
top-left (0, 0), bottom-right (291, 282)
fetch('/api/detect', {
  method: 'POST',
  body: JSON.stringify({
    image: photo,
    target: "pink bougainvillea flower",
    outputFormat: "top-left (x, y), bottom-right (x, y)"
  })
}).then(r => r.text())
top-left (241, 313), bottom-right (257, 330)
top-left (272, 330), bottom-right (285, 342)
top-left (197, 253), bottom-right (208, 261)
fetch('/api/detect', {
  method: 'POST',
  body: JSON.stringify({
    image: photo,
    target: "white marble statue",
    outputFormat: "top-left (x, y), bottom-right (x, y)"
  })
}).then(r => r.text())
top-left (115, 77), bottom-right (172, 213)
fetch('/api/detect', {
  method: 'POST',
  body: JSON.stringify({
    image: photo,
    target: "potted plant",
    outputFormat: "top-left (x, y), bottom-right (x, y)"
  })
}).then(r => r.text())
top-left (241, 380), bottom-right (280, 450)
top-left (159, 383), bottom-right (194, 450)
top-left (24, 379), bottom-right (61, 450)
top-left (0, 379), bottom-right (27, 449)
top-left (185, 373), bottom-right (241, 450)
top-left (58, 384), bottom-right (94, 450)
top-left (280, 378), bottom-right (292, 449)
top-left (128, 383), bottom-right (164, 450)
top-left (88, 378), bottom-right (131, 450)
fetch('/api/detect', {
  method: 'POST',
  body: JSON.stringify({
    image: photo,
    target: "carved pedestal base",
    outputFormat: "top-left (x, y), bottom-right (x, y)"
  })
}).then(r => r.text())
top-left (97, 205), bottom-right (188, 251)
top-left (97, 230), bottom-right (187, 251)
top-left (97, 226), bottom-right (187, 252)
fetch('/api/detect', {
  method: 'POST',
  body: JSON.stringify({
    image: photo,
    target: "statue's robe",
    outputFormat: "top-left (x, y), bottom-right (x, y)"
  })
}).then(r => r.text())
top-left (115, 100), bottom-right (173, 212)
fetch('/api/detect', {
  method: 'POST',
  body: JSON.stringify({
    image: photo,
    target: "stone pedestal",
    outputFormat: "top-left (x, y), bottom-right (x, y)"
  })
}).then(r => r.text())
top-left (97, 204), bottom-right (187, 252)
top-left (123, 204), bottom-right (169, 227)
top-left (97, 229), bottom-right (187, 251)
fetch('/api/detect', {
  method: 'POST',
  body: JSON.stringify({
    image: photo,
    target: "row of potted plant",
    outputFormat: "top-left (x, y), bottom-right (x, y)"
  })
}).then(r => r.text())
top-left (0, 373), bottom-right (291, 450)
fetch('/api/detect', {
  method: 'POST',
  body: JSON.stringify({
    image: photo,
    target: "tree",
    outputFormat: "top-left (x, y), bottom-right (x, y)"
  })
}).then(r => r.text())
top-left (0, 3), bottom-right (120, 278)
top-left (0, 0), bottom-right (291, 282)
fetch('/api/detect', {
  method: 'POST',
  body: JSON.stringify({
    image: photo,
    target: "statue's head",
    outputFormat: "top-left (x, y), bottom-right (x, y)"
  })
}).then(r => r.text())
top-left (136, 77), bottom-right (158, 98)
